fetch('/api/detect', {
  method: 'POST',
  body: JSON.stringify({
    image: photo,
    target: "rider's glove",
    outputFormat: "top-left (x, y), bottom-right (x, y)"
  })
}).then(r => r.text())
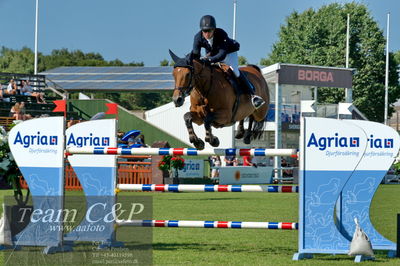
top-left (200, 56), bottom-right (211, 65)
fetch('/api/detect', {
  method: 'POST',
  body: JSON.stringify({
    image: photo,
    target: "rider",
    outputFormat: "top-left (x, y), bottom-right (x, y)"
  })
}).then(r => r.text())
top-left (192, 15), bottom-right (265, 109)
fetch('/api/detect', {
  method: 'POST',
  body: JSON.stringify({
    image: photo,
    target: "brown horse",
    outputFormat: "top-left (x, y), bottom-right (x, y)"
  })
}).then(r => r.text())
top-left (169, 51), bottom-right (269, 150)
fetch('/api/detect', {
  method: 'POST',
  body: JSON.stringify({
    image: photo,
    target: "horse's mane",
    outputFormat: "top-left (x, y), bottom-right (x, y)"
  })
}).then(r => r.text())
top-left (247, 64), bottom-right (261, 73)
top-left (243, 64), bottom-right (261, 73)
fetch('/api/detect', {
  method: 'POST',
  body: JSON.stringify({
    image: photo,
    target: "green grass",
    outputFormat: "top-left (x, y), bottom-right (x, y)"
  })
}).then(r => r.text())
top-left (0, 185), bottom-right (399, 265)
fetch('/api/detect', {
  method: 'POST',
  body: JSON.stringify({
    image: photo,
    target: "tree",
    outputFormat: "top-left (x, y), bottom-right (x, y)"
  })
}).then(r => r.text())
top-left (0, 47), bottom-right (144, 74)
top-left (259, 57), bottom-right (274, 66)
top-left (261, 3), bottom-right (400, 122)
top-left (0, 47), bottom-right (36, 74)
top-left (395, 50), bottom-right (400, 67)
top-left (238, 56), bottom-right (248, 65)
top-left (160, 59), bottom-right (169, 66)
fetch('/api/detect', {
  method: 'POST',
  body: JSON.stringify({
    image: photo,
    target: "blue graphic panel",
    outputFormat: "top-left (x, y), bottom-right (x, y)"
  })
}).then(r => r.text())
top-left (339, 170), bottom-right (395, 250)
top-left (302, 170), bottom-right (353, 253)
top-left (64, 167), bottom-right (116, 241)
top-left (14, 167), bottom-right (63, 246)
top-left (71, 167), bottom-right (116, 196)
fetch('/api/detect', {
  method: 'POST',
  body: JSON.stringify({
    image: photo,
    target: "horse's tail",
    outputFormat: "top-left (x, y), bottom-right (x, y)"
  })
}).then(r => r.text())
top-left (251, 118), bottom-right (265, 140)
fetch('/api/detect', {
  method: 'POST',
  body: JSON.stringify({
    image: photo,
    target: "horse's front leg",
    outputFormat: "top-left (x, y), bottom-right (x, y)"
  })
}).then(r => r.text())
top-left (235, 119), bottom-right (245, 139)
top-left (184, 112), bottom-right (205, 150)
top-left (243, 116), bottom-right (254, 145)
top-left (204, 113), bottom-right (220, 147)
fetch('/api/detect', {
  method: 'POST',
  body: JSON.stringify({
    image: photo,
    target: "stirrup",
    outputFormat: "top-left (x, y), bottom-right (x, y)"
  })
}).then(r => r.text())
top-left (251, 95), bottom-right (265, 109)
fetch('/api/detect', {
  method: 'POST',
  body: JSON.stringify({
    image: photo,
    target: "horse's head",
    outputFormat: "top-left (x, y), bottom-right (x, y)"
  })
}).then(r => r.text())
top-left (169, 50), bottom-right (194, 107)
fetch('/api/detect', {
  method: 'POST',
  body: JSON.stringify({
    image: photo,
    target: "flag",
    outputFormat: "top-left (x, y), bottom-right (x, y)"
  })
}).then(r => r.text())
top-left (105, 103), bottom-right (118, 115)
top-left (52, 100), bottom-right (66, 113)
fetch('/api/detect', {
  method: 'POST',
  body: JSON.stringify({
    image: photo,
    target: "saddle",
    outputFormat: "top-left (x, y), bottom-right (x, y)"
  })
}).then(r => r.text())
top-left (216, 63), bottom-right (240, 90)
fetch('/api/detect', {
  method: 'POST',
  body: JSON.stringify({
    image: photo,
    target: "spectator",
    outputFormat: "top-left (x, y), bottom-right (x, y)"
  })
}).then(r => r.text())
top-left (224, 155), bottom-right (237, 166)
top-left (1, 79), bottom-right (18, 98)
top-left (32, 84), bottom-right (46, 103)
top-left (67, 117), bottom-right (79, 128)
top-left (20, 80), bottom-right (33, 96)
top-left (126, 133), bottom-right (146, 148)
top-left (243, 155), bottom-right (256, 167)
top-left (10, 103), bottom-right (23, 120)
top-left (136, 134), bottom-right (148, 147)
top-left (127, 136), bottom-right (136, 147)
top-left (281, 158), bottom-right (292, 177)
top-left (19, 102), bottom-right (32, 120)
top-left (210, 155), bottom-right (221, 180)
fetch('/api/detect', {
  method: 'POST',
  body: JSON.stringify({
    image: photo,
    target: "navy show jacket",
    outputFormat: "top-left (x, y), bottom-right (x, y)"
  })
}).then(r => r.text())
top-left (192, 28), bottom-right (240, 63)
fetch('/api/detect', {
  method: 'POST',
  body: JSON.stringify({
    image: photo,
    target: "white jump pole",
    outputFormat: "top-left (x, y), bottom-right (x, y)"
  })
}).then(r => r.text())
top-left (116, 220), bottom-right (298, 230)
top-left (116, 184), bottom-right (298, 193)
top-left (66, 147), bottom-right (298, 157)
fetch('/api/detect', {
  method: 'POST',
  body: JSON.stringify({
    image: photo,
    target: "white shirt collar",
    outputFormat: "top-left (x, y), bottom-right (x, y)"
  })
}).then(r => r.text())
top-left (207, 37), bottom-right (213, 47)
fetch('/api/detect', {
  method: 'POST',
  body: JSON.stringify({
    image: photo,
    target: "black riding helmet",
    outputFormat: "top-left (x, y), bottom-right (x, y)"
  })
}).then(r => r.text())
top-left (200, 15), bottom-right (216, 31)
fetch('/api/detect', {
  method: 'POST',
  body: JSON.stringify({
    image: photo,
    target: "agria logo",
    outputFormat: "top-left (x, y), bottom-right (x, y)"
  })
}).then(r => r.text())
top-left (307, 133), bottom-right (394, 151)
top-left (307, 133), bottom-right (359, 151)
top-left (13, 131), bottom-right (58, 148)
top-left (67, 133), bottom-right (110, 147)
top-left (368, 135), bottom-right (393, 149)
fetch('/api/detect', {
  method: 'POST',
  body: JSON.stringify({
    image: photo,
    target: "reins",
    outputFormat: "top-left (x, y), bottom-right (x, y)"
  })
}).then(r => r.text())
top-left (174, 66), bottom-right (194, 97)
top-left (193, 62), bottom-right (213, 100)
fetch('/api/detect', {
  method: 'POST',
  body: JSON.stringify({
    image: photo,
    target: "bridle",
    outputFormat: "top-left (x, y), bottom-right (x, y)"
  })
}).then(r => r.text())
top-left (174, 61), bottom-right (213, 98)
top-left (174, 66), bottom-right (194, 97)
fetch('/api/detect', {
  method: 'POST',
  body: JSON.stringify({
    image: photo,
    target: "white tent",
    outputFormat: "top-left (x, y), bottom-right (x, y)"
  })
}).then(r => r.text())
top-left (145, 96), bottom-right (234, 148)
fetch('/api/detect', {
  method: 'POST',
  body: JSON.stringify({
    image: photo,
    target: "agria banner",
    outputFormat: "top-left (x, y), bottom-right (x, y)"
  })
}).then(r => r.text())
top-left (8, 117), bottom-right (65, 247)
top-left (64, 119), bottom-right (117, 242)
top-left (296, 117), bottom-right (399, 258)
top-left (338, 119), bottom-right (399, 250)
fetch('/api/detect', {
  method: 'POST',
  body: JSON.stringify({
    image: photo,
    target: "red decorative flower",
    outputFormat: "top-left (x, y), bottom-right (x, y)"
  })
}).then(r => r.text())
top-left (158, 155), bottom-right (185, 171)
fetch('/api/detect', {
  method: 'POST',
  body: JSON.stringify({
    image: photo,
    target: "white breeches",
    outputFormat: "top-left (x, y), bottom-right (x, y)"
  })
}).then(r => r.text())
top-left (223, 51), bottom-right (240, 77)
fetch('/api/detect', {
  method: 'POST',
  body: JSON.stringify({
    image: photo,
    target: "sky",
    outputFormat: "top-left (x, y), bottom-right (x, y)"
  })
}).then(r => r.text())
top-left (0, 0), bottom-right (399, 66)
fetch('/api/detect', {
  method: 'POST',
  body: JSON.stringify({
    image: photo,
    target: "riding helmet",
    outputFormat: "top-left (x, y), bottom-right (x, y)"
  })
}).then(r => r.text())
top-left (200, 15), bottom-right (216, 30)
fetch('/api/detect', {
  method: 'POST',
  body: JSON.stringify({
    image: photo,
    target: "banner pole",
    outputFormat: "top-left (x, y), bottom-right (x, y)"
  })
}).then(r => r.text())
top-left (397, 213), bottom-right (400, 257)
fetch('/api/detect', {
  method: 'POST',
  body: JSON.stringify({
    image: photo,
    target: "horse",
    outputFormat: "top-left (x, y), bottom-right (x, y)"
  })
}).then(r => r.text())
top-left (169, 50), bottom-right (269, 150)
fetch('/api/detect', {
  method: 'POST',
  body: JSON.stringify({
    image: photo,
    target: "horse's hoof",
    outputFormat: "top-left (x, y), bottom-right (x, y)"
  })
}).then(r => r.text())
top-left (194, 139), bottom-right (205, 150)
top-left (189, 135), bottom-right (198, 144)
top-left (243, 133), bottom-right (252, 144)
top-left (235, 131), bottom-right (244, 139)
top-left (210, 137), bottom-right (220, 147)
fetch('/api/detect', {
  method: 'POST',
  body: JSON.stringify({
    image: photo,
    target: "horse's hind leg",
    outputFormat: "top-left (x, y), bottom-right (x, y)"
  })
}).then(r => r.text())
top-left (204, 114), bottom-right (220, 147)
top-left (243, 116), bottom-right (254, 145)
top-left (184, 112), bottom-right (205, 150)
top-left (235, 119), bottom-right (245, 139)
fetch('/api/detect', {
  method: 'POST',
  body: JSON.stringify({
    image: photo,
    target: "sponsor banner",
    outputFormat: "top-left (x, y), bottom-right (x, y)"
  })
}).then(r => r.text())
top-left (9, 117), bottom-right (64, 168)
top-left (278, 65), bottom-right (353, 88)
top-left (66, 119), bottom-right (117, 168)
top-left (344, 119), bottom-right (399, 171)
top-left (303, 117), bottom-right (367, 171)
top-left (177, 159), bottom-right (204, 178)
top-left (300, 117), bottom-right (368, 253)
top-left (338, 119), bottom-right (400, 249)
top-left (8, 117), bottom-right (65, 246)
top-left (65, 119), bottom-right (117, 241)
top-left (266, 103), bottom-right (301, 126)
top-left (218, 166), bottom-right (273, 185)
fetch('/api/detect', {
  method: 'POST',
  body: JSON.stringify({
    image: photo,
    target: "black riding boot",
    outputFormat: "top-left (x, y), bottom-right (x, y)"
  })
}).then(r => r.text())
top-left (238, 72), bottom-right (265, 109)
